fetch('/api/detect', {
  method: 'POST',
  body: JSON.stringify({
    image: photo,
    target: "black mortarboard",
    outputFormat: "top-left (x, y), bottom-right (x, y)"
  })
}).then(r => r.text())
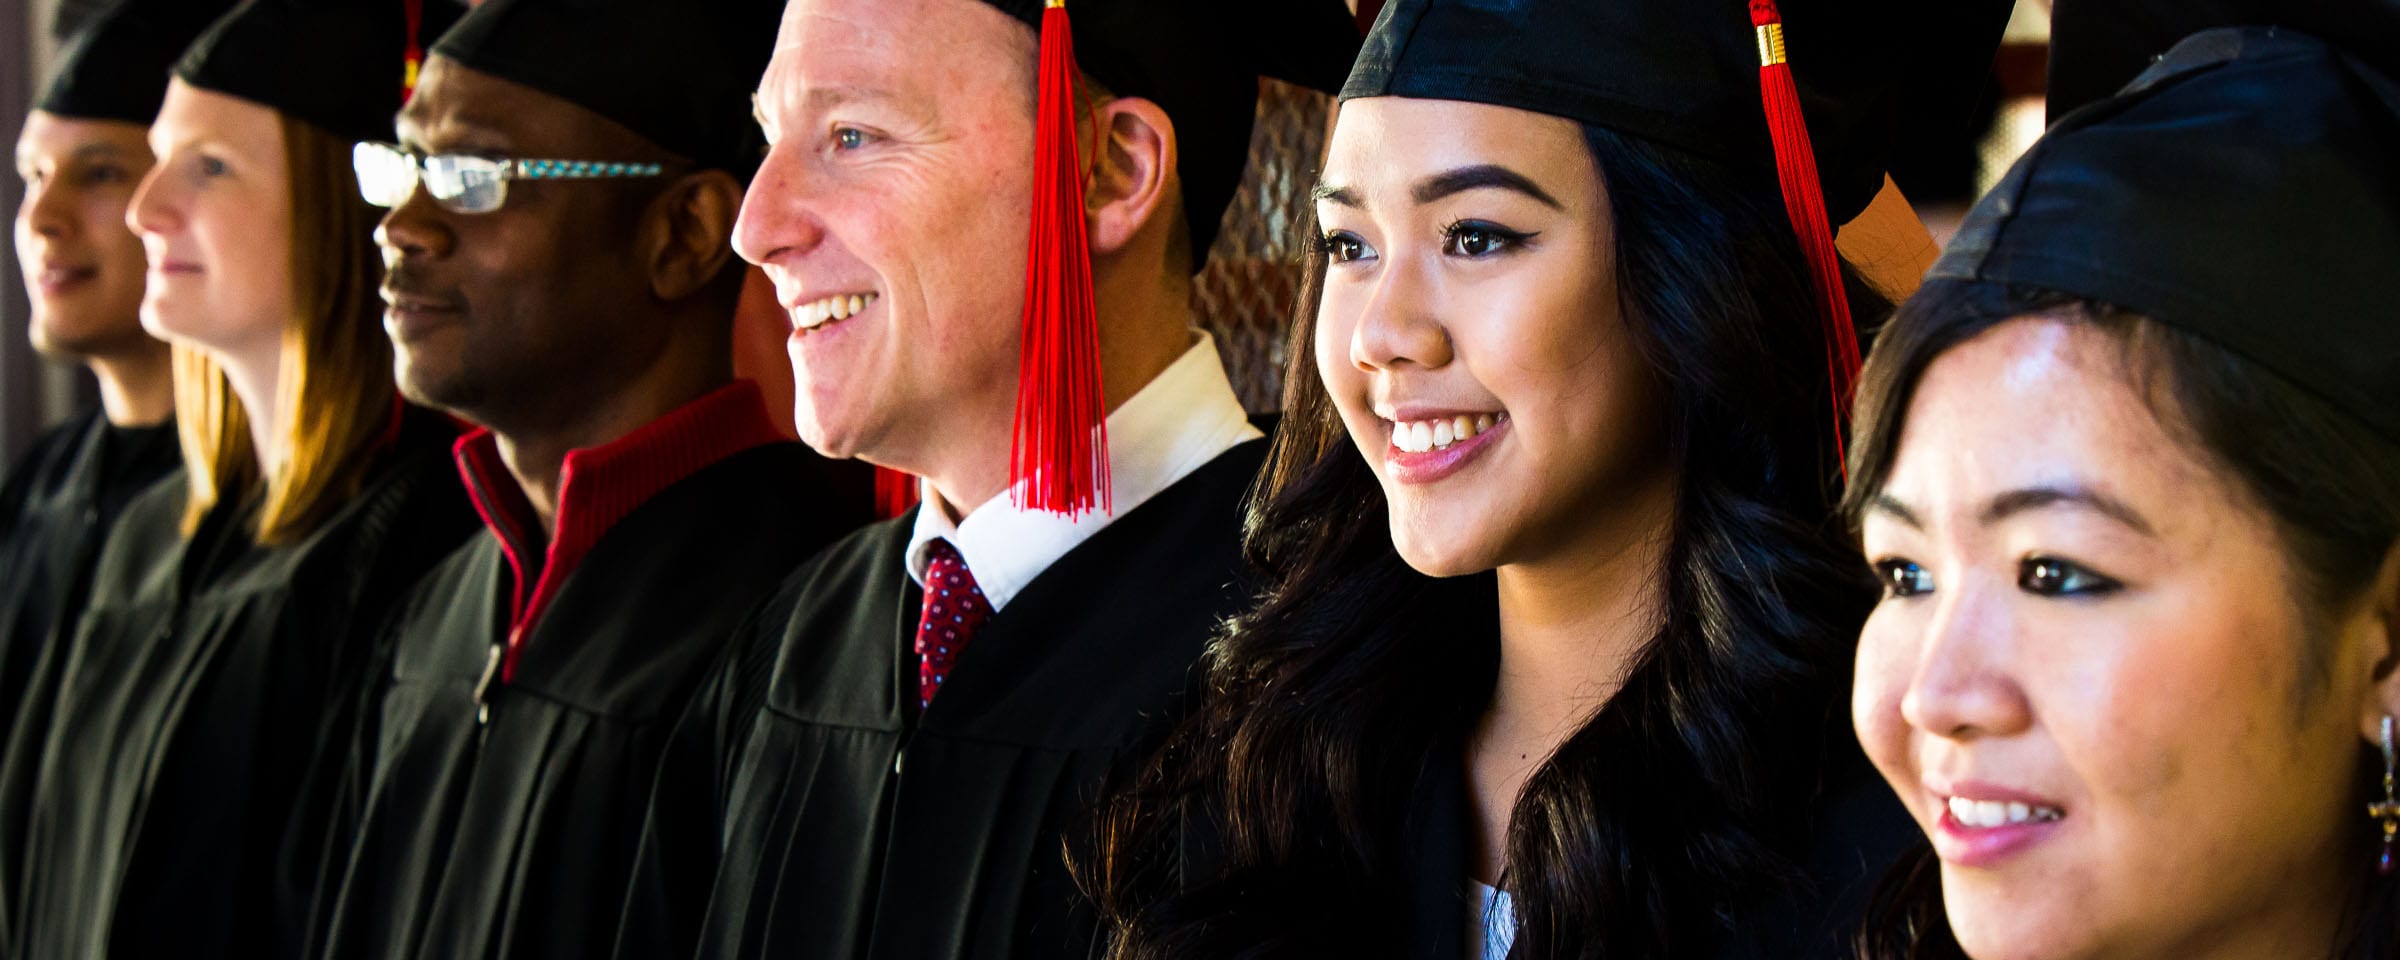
top-left (1932, 26), bottom-right (2400, 444)
top-left (2047, 0), bottom-right (2400, 117)
top-left (36, 0), bottom-right (237, 124)
top-left (429, 0), bottom-right (783, 175)
top-left (1345, 0), bottom-right (2013, 229)
top-left (174, 0), bottom-right (463, 144)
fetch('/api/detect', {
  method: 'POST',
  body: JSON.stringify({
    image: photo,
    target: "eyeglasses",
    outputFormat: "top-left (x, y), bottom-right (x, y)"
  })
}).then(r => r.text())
top-left (352, 141), bottom-right (668, 215)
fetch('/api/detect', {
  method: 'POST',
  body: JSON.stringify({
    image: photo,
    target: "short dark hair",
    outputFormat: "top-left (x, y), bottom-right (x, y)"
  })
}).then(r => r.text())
top-left (1843, 277), bottom-right (2400, 960)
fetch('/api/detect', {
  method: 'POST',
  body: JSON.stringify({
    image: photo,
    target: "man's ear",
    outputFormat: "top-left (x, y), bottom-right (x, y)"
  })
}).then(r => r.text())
top-left (646, 168), bottom-right (745, 301)
top-left (1083, 95), bottom-right (1177, 258)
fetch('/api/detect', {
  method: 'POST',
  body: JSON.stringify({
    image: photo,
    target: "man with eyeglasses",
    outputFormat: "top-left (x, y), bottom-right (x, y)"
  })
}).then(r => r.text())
top-left (300, 1), bottom-right (872, 957)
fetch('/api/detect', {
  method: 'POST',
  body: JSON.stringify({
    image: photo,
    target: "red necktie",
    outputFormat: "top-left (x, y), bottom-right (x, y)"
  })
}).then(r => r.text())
top-left (914, 539), bottom-right (990, 710)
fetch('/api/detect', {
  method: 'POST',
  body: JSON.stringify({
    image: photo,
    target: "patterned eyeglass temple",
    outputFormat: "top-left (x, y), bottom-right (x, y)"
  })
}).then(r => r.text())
top-left (509, 158), bottom-right (666, 180)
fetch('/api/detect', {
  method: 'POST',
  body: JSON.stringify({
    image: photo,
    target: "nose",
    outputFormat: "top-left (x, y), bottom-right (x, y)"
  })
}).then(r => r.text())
top-left (19, 176), bottom-right (72, 241)
top-left (126, 162), bottom-right (178, 241)
top-left (1348, 250), bottom-right (1451, 372)
top-left (374, 181), bottom-right (454, 262)
top-left (733, 139), bottom-right (830, 269)
top-left (1899, 581), bottom-right (2036, 743)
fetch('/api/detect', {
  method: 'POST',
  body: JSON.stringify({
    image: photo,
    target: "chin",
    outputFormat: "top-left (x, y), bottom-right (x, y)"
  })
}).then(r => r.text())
top-left (1388, 521), bottom-right (1499, 579)
top-left (1946, 899), bottom-right (2080, 960)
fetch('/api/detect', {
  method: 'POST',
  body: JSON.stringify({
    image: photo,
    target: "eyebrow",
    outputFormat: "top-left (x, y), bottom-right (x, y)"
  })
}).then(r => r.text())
top-left (1865, 485), bottom-right (2159, 537)
top-left (1981, 485), bottom-right (2157, 536)
top-left (16, 142), bottom-right (130, 171)
top-left (1312, 163), bottom-right (1565, 212)
top-left (1862, 493), bottom-right (1923, 530)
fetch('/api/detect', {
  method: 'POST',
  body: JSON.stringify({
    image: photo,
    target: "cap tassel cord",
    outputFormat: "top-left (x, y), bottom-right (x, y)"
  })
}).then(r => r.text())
top-left (874, 466), bottom-right (922, 519)
top-left (1009, 0), bottom-right (1111, 516)
top-left (402, 0), bottom-right (425, 100)
top-left (1750, 0), bottom-right (1861, 467)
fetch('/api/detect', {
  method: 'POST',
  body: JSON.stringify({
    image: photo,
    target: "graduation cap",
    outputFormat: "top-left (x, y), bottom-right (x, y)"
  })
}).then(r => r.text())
top-left (1932, 25), bottom-right (2400, 446)
top-left (174, 0), bottom-right (463, 144)
top-left (1345, 0), bottom-right (2013, 459)
top-left (2046, 0), bottom-right (2400, 117)
top-left (986, 0), bottom-right (1361, 515)
top-left (428, 0), bottom-right (783, 175)
top-left (35, 0), bottom-right (239, 124)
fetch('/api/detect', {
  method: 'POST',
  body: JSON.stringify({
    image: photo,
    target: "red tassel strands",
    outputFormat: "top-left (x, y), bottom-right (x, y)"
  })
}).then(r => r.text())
top-left (1748, 0), bottom-right (1861, 465)
top-left (874, 467), bottom-right (922, 520)
top-left (1008, 0), bottom-right (1112, 517)
top-left (402, 0), bottom-right (426, 101)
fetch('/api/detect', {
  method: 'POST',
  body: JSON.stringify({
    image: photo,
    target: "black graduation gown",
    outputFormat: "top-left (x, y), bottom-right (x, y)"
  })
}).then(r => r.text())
top-left (313, 442), bottom-right (873, 960)
top-left (0, 408), bottom-right (475, 960)
top-left (0, 413), bottom-right (179, 756)
top-left (640, 439), bottom-right (1267, 960)
top-left (1399, 742), bottom-right (1916, 960)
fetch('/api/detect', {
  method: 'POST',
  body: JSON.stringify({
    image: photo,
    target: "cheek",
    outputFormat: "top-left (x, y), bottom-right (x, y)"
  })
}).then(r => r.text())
top-left (1853, 606), bottom-right (1926, 791)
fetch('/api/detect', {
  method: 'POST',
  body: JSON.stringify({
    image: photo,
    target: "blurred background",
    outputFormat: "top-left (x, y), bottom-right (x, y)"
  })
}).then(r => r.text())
top-left (0, 0), bottom-right (2055, 469)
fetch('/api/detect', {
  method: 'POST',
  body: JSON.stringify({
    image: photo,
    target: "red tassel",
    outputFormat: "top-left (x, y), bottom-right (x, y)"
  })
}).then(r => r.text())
top-left (874, 466), bottom-right (922, 520)
top-left (1008, 0), bottom-right (1111, 516)
top-left (402, 0), bottom-right (425, 101)
top-left (1749, 0), bottom-right (1861, 468)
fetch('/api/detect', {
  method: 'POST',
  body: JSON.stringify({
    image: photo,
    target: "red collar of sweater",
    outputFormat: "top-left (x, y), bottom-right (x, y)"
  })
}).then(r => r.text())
top-left (453, 380), bottom-right (783, 682)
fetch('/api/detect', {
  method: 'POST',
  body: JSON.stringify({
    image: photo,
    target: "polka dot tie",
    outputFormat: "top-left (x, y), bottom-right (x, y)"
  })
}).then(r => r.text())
top-left (913, 539), bottom-right (990, 711)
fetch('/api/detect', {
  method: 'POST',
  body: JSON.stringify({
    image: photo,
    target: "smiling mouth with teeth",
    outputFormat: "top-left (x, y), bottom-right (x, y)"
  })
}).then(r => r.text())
top-left (792, 292), bottom-right (878, 333)
top-left (1389, 412), bottom-right (1505, 454)
top-left (1945, 795), bottom-right (2065, 829)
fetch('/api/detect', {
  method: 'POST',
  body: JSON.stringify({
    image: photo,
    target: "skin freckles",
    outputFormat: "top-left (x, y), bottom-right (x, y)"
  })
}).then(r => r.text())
top-left (1853, 317), bottom-right (2381, 960)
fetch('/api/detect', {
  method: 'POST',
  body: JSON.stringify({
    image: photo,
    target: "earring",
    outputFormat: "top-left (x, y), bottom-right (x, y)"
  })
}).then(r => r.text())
top-left (2371, 715), bottom-right (2400, 875)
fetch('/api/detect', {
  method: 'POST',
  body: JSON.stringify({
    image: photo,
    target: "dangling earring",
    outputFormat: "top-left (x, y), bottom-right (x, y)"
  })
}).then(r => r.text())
top-left (2371, 715), bottom-right (2400, 875)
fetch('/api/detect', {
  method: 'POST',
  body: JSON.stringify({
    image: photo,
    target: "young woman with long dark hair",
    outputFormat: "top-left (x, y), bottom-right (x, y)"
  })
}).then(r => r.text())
top-left (1847, 24), bottom-right (2400, 960)
top-left (1082, 0), bottom-right (2010, 956)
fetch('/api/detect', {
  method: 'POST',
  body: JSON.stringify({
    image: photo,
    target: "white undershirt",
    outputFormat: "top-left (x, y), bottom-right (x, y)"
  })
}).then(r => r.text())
top-left (1470, 880), bottom-right (1517, 960)
top-left (904, 334), bottom-right (1260, 611)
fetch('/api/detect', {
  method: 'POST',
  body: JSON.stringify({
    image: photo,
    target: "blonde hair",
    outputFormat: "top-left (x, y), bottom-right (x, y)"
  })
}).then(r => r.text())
top-left (175, 111), bottom-right (396, 545)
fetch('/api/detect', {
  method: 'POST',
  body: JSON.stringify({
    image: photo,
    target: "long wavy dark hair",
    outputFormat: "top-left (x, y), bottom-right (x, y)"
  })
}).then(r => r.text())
top-left (1845, 279), bottom-right (2400, 960)
top-left (1077, 121), bottom-right (1891, 957)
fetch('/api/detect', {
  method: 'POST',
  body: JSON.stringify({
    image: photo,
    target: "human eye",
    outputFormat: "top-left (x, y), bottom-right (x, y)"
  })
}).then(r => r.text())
top-left (1440, 219), bottom-right (1535, 258)
top-left (1874, 557), bottom-right (1935, 599)
top-left (75, 163), bottom-right (132, 187)
top-left (2016, 555), bottom-right (2124, 597)
top-left (1312, 229), bottom-right (1373, 265)
top-left (831, 126), bottom-right (879, 151)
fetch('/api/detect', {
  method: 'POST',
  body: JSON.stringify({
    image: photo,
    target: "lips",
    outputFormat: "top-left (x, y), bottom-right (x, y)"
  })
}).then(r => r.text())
top-left (1377, 408), bottom-right (1510, 485)
top-left (786, 291), bottom-right (878, 336)
top-left (380, 269), bottom-right (468, 340)
top-left (1926, 779), bottom-right (2069, 868)
top-left (33, 263), bottom-right (97, 296)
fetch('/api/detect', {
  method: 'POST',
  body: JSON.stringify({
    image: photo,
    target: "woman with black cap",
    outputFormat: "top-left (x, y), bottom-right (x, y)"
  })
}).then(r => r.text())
top-left (1846, 18), bottom-right (2400, 960)
top-left (1080, 0), bottom-right (2008, 957)
top-left (0, 2), bottom-right (477, 958)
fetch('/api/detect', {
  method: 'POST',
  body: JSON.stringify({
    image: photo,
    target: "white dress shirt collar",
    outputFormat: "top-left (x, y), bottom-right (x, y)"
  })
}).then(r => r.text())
top-left (904, 333), bottom-right (1262, 611)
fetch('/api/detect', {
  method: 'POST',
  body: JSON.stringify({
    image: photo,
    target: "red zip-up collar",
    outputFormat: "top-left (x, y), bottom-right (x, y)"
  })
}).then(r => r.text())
top-left (453, 380), bottom-right (784, 683)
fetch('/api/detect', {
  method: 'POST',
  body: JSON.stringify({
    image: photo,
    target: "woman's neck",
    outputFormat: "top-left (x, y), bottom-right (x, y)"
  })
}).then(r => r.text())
top-left (219, 347), bottom-right (283, 478)
top-left (1465, 471), bottom-right (1679, 884)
